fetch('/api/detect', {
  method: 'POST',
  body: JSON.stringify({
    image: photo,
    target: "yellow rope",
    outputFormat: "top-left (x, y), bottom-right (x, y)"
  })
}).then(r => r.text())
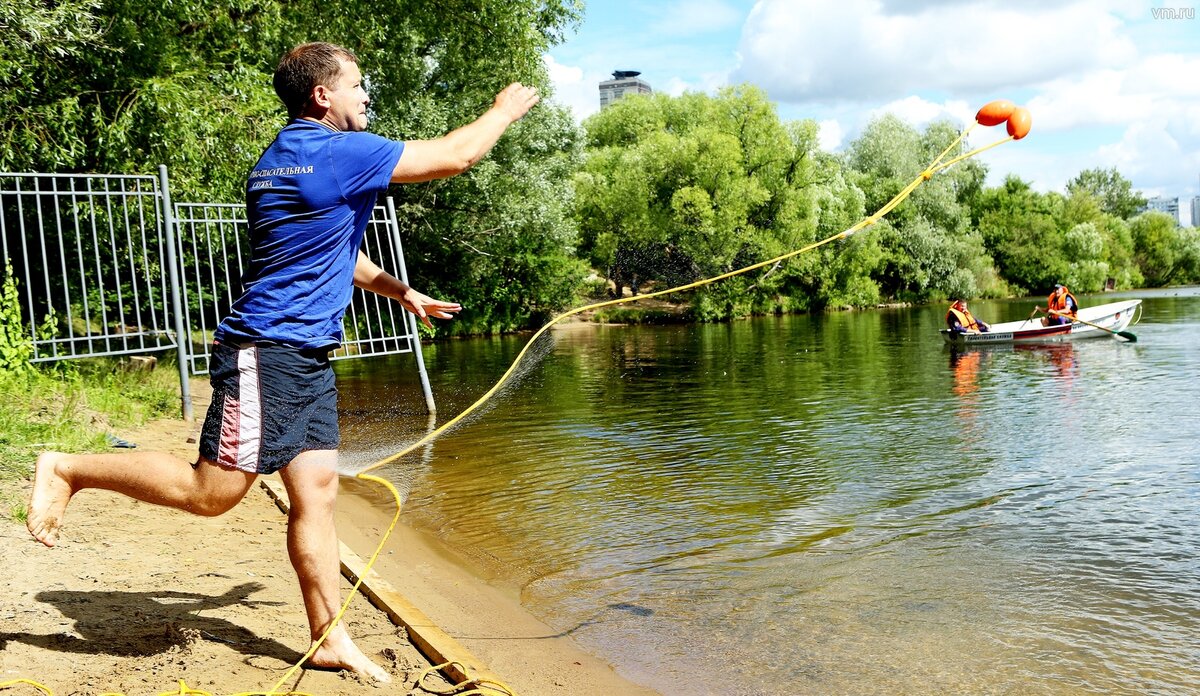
top-left (5, 116), bottom-right (1020, 696)
top-left (319, 125), bottom-right (1018, 696)
top-left (354, 128), bottom-right (1014, 479)
top-left (261, 473), bottom-right (404, 695)
top-left (0, 681), bottom-right (51, 696)
top-left (413, 662), bottom-right (517, 696)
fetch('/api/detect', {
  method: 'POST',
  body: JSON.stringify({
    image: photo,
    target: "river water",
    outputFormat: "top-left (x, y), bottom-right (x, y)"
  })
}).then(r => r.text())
top-left (335, 287), bottom-right (1200, 695)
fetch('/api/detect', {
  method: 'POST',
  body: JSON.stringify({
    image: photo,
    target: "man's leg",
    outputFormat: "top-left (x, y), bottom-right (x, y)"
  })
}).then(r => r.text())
top-left (278, 450), bottom-right (389, 682)
top-left (28, 452), bottom-right (257, 547)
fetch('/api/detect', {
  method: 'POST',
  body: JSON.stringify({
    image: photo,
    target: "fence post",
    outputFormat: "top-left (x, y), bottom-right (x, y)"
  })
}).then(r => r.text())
top-left (386, 196), bottom-right (436, 415)
top-left (159, 165), bottom-right (193, 421)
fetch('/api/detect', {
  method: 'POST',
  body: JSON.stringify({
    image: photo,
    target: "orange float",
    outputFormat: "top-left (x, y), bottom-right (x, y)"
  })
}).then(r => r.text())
top-left (975, 99), bottom-right (1016, 126)
top-left (1007, 107), bottom-right (1032, 140)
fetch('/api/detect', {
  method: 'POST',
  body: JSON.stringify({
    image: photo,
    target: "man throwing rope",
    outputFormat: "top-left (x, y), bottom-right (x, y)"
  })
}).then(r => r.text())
top-left (27, 41), bottom-right (539, 681)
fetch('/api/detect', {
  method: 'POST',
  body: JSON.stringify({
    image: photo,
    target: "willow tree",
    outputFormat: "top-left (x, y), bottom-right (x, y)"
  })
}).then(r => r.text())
top-left (574, 86), bottom-right (869, 319)
top-left (973, 173), bottom-right (1144, 294)
top-left (0, 0), bottom-right (587, 334)
top-left (1131, 211), bottom-right (1200, 287)
top-left (0, 0), bottom-right (105, 172)
top-left (843, 115), bottom-right (1001, 302)
top-left (1067, 167), bottom-right (1146, 221)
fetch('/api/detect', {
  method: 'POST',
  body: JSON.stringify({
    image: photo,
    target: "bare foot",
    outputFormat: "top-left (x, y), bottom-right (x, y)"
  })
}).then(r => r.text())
top-left (307, 631), bottom-right (391, 683)
top-left (27, 452), bottom-right (74, 547)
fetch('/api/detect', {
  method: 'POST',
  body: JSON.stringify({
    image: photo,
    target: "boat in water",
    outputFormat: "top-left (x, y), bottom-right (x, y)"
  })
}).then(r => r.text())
top-left (941, 299), bottom-right (1142, 346)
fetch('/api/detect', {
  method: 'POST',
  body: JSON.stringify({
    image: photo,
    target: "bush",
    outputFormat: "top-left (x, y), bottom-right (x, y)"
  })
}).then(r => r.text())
top-left (0, 267), bottom-right (33, 374)
top-left (578, 275), bottom-right (613, 301)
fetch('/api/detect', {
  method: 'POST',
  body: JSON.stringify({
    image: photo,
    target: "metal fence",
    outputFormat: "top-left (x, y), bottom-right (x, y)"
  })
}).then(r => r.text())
top-left (0, 170), bottom-right (179, 362)
top-left (174, 195), bottom-right (435, 410)
top-left (0, 166), bottom-right (434, 418)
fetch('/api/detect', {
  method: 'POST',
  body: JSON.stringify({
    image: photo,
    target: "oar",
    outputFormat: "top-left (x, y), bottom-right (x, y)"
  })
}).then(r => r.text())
top-left (1047, 308), bottom-right (1138, 342)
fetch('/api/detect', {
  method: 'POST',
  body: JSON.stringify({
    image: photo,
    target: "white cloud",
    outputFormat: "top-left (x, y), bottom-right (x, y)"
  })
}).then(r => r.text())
top-left (869, 96), bottom-right (974, 129)
top-left (753, 10), bottom-right (1200, 197)
top-left (733, 0), bottom-right (1136, 102)
top-left (544, 53), bottom-right (583, 86)
top-left (549, 0), bottom-right (1200, 198)
top-left (545, 57), bottom-right (734, 121)
top-left (662, 76), bottom-right (693, 97)
top-left (1098, 118), bottom-right (1200, 195)
top-left (1027, 54), bottom-right (1200, 131)
top-left (817, 119), bottom-right (844, 151)
top-left (543, 54), bottom-right (602, 120)
top-left (1013, 52), bottom-right (1200, 195)
top-left (973, 143), bottom-right (1076, 192)
top-left (702, 69), bottom-right (735, 93)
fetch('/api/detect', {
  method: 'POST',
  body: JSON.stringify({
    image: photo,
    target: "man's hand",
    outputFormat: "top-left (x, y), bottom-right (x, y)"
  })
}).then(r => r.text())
top-left (399, 287), bottom-right (462, 329)
top-left (493, 83), bottom-right (540, 124)
top-left (355, 252), bottom-right (459, 327)
top-left (389, 83), bottom-right (540, 184)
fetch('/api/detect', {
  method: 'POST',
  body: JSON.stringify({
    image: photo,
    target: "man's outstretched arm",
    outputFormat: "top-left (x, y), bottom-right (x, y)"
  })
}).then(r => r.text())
top-left (353, 252), bottom-right (461, 328)
top-left (390, 83), bottom-right (539, 183)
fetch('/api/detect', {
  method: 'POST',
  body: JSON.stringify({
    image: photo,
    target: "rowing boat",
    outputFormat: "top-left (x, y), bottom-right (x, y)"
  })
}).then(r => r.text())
top-left (941, 299), bottom-right (1142, 345)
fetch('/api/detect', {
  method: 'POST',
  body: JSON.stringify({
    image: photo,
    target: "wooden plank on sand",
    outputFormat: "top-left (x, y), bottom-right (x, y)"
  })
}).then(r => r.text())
top-left (258, 479), bottom-right (509, 691)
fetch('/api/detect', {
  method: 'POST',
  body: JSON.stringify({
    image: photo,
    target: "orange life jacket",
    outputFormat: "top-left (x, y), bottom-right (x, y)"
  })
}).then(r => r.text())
top-left (946, 305), bottom-right (984, 332)
top-left (1047, 287), bottom-right (1078, 317)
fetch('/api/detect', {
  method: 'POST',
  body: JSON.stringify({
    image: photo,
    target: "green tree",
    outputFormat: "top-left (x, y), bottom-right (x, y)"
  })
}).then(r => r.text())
top-left (776, 163), bottom-right (877, 311)
top-left (1067, 167), bottom-right (1146, 220)
top-left (972, 176), bottom-right (1067, 295)
top-left (844, 115), bottom-right (1000, 302)
top-left (0, 0), bottom-right (104, 172)
top-left (1061, 189), bottom-right (1141, 290)
top-left (1131, 211), bottom-right (1200, 286)
top-left (1061, 221), bottom-right (1109, 292)
top-left (575, 86), bottom-right (870, 318)
top-left (1174, 226), bottom-right (1200, 285)
top-left (0, 0), bottom-right (587, 335)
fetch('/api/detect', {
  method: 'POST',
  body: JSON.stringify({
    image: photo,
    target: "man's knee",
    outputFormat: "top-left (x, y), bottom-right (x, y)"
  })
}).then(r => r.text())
top-left (279, 451), bottom-right (339, 513)
top-left (190, 493), bottom-right (243, 517)
top-left (190, 458), bottom-right (257, 516)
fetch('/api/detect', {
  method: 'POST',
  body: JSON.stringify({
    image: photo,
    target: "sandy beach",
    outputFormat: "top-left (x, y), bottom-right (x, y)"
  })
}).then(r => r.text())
top-left (1, 382), bottom-right (658, 696)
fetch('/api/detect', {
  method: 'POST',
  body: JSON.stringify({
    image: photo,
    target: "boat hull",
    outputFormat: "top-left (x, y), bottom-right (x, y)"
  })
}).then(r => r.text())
top-left (941, 299), bottom-right (1141, 346)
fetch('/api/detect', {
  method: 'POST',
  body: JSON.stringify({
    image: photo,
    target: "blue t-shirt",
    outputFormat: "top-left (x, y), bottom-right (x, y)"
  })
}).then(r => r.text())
top-left (215, 120), bottom-right (404, 350)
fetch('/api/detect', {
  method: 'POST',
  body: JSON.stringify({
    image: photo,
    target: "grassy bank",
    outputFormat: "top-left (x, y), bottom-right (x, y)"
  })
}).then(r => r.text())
top-left (0, 357), bottom-right (180, 519)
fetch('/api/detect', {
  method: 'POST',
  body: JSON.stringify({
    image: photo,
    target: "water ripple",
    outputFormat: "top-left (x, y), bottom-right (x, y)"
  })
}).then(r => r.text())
top-left (340, 291), bottom-right (1200, 695)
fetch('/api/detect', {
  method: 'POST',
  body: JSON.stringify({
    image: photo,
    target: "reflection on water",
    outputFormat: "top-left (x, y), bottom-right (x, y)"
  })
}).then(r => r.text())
top-left (951, 343), bottom-right (1081, 431)
top-left (336, 289), bottom-right (1200, 695)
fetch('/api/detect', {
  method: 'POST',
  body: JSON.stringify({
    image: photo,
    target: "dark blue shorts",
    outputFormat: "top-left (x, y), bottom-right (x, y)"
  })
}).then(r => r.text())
top-left (199, 342), bottom-right (339, 474)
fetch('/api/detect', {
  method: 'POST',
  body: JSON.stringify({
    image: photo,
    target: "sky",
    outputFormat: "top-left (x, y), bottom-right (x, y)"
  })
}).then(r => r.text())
top-left (544, 0), bottom-right (1200, 224)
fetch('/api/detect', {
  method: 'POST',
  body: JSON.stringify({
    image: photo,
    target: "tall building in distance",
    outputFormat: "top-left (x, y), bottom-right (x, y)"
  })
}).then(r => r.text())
top-left (1193, 173), bottom-right (1200, 228)
top-left (1145, 195), bottom-right (1181, 225)
top-left (599, 70), bottom-right (652, 110)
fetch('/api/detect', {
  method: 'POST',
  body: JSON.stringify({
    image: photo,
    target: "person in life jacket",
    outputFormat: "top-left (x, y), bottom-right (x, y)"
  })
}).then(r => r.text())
top-left (1042, 283), bottom-right (1079, 326)
top-left (946, 298), bottom-right (990, 333)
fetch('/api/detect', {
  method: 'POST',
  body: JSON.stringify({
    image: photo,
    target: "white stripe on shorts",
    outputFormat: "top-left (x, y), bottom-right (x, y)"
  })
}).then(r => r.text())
top-left (217, 345), bottom-right (264, 472)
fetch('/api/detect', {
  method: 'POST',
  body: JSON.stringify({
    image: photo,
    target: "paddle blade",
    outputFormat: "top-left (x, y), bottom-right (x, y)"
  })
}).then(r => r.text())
top-left (1118, 331), bottom-right (1138, 342)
